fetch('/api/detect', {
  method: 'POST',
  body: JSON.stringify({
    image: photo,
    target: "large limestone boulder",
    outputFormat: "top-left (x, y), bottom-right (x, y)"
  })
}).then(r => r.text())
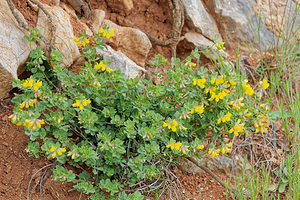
top-left (96, 45), bottom-right (146, 79)
top-left (101, 19), bottom-right (152, 67)
top-left (254, 0), bottom-right (300, 39)
top-left (0, 0), bottom-right (33, 99)
top-left (36, 4), bottom-right (80, 67)
top-left (106, 0), bottom-right (134, 13)
top-left (91, 9), bottom-right (105, 34)
top-left (205, 0), bottom-right (277, 51)
top-left (182, 0), bottom-right (222, 41)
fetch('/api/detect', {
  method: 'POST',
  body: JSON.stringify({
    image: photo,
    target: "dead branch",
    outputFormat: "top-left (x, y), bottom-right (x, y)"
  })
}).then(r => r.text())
top-left (66, 0), bottom-right (92, 20)
top-left (29, 0), bottom-right (57, 49)
top-left (6, 0), bottom-right (56, 51)
top-left (147, 0), bottom-right (184, 58)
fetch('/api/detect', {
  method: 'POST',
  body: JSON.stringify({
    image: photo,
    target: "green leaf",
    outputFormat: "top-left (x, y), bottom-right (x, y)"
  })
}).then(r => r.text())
top-left (278, 183), bottom-right (287, 193)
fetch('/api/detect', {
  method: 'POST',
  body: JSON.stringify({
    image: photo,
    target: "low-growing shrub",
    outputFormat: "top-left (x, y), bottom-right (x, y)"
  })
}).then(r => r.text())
top-left (9, 27), bottom-right (271, 199)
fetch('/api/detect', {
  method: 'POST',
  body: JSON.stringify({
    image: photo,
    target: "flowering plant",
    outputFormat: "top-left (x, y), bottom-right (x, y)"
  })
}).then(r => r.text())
top-left (9, 27), bottom-right (271, 199)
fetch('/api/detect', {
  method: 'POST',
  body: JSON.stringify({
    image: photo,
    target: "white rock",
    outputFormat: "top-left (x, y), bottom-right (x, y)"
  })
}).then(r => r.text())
top-left (36, 4), bottom-right (80, 67)
top-left (101, 20), bottom-right (152, 67)
top-left (0, 0), bottom-right (34, 99)
top-left (182, 0), bottom-right (222, 41)
top-left (205, 0), bottom-right (277, 51)
top-left (96, 45), bottom-right (146, 79)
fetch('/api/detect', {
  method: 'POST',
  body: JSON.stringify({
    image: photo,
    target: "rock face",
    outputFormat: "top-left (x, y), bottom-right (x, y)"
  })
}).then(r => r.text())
top-left (183, 32), bottom-right (228, 60)
top-left (101, 20), bottom-right (152, 67)
top-left (182, 0), bottom-right (222, 41)
top-left (205, 0), bottom-right (277, 51)
top-left (106, 0), bottom-right (134, 13)
top-left (0, 0), bottom-right (33, 99)
top-left (96, 45), bottom-right (146, 79)
top-left (91, 9), bottom-right (106, 34)
top-left (254, 0), bottom-right (300, 39)
top-left (36, 4), bottom-right (80, 67)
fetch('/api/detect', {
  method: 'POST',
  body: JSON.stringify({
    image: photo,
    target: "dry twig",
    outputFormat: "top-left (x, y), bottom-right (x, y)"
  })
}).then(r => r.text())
top-left (147, 0), bottom-right (184, 58)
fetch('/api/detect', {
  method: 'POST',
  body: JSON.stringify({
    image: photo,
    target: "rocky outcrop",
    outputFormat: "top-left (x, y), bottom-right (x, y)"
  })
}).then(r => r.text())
top-left (106, 0), bottom-right (133, 13)
top-left (36, 4), bottom-right (80, 67)
top-left (101, 20), bottom-right (152, 67)
top-left (0, 0), bottom-right (34, 99)
top-left (254, 0), bottom-right (300, 39)
top-left (91, 9), bottom-right (105, 34)
top-left (96, 45), bottom-right (146, 79)
top-left (182, 0), bottom-right (222, 41)
top-left (204, 0), bottom-right (277, 51)
top-left (183, 32), bottom-right (228, 60)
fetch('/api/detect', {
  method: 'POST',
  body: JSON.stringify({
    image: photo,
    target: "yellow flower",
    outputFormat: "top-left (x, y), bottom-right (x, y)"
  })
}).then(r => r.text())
top-left (208, 148), bottom-right (220, 158)
top-left (261, 79), bottom-right (269, 90)
top-left (211, 78), bottom-right (215, 84)
top-left (106, 67), bottom-right (113, 73)
top-left (67, 150), bottom-right (78, 159)
top-left (174, 141), bottom-right (182, 151)
top-left (8, 113), bottom-right (19, 123)
top-left (197, 78), bottom-right (206, 88)
top-left (242, 82), bottom-right (254, 96)
top-left (215, 41), bottom-right (225, 49)
top-left (216, 76), bottom-right (224, 85)
top-left (166, 143), bottom-right (175, 150)
top-left (226, 142), bottom-right (232, 147)
top-left (50, 146), bottom-right (66, 158)
top-left (185, 62), bottom-right (196, 67)
top-left (57, 116), bottom-right (64, 124)
top-left (180, 145), bottom-right (190, 154)
top-left (72, 99), bottom-right (91, 110)
top-left (194, 104), bottom-right (204, 114)
top-left (196, 144), bottom-right (204, 150)
top-left (99, 27), bottom-right (115, 39)
top-left (23, 79), bottom-right (33, 88)
top-left (33, 80), bottom-right (42, 91)
top-left (229, 119), bottom-right (245, 136)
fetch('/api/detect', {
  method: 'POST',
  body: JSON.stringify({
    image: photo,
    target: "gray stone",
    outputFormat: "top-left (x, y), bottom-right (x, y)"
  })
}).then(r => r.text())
top-left (96, 45), bottom-right (146, 79)
top-left (0, 0), bottom-right (34, 99)
top-left (205, 0), bottom-right (277, 51)
top-left (182, 0), bottom-right (222, 41)
top-left (183, 32), bottom-right (229, 61)
top-left (36, 4), bottom-right (80, 67)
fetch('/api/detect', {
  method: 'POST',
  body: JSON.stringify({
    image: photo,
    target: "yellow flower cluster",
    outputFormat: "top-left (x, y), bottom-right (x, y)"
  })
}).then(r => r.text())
top-left (74, 36), bottom-right (89, 47)
top-left (260, 104), bottom-right (271, 111)
top-left (50, 146), bottom-right (66, 159)
top-left (163, 119), bottom-right (178, 132)
top-left (215, 41), bottom-right (225, 50)
top-left (217, 111), bottom-right (232, 124)
top-left (260, 79), bottom-right (270, 90)
top-left (67, 150), bottom-right (78, 159)
top-left (184, 62), bottom-right (196, 67)
top-left (57, 116), bottom-right (64, 124)
top-left (192, 78), bottom-right (206, 88)
top-left (99, 27), bottom-right (115, 39)
top-left (8, 113), bottom-right (22, 126)
top-left (229, 97), bottom-right (244, 111)
top-left (207, 87), bottom-right (229, 102)
top-left (190, 104), bottom-right (204, 114)
top-left (221, 142), bottom-right (232, 154)
top-left (94, 61), bottom-right (113, 73)
top-left (166, 141), bottom-right (190, 154)
top-left (254, 114), bottom-right (269, 133)
top-left (24, 119), bottom-right (45, 130)
top-left (23, 79), bottom-right (42, 91)
top-left (20, 98), bottom-right (37, 109)
top-left (92, 80), bottom-right (102, 88)
top-left (208, 148), bottom-right (220, 158)
top-left (72, 99), bottom-right (91, 110)
top-left (242, 81), bottom-right (254, 96)
top-left (229, 119), bottom-right (245, 136)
